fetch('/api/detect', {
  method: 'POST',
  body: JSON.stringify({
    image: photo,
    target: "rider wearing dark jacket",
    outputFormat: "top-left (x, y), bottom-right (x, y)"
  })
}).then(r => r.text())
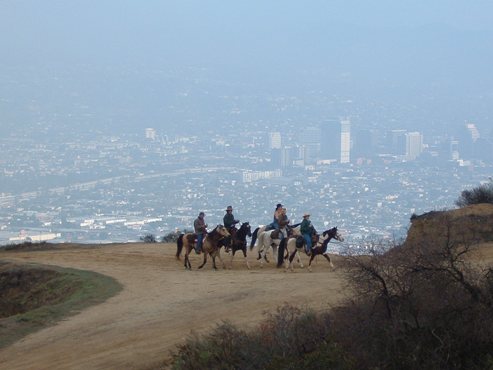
top-left (300, 213), bottom-right (314, 255)
top-left (223, 206), bottom-right (239, 229)
top-left (193, 212), bottom-right (207, 253)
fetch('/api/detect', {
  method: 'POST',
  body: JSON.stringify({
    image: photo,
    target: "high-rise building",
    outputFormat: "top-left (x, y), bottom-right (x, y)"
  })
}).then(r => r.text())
top-left (388, 129), bottom-right (407, 155)
top-left (352, 128), bottom-right (378, 159)
top-left (268, 132), bottom-right (282, 149)
top-left (405, 132), bottom-right (423, 160)
top-left (340, 118), bottom-right (351, 163)
top-left (145, 128), bottom-right (156, 140)
top-left (281, 146), bottom-right (294, 168)
top-left (320, 118), bottom-right (351, 163)
top-left (450, 139), bottom-right (460, 160)
top-left (320, 119), bottom-right (340, 160)
top-left (301, 127), bottom-right (321, 164)
top-left (466, 123), bottom-right (480, 142)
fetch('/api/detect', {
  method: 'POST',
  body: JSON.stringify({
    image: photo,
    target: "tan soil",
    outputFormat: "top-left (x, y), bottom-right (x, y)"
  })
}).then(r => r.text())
top-left (0, 243), bottom-right (349, 370)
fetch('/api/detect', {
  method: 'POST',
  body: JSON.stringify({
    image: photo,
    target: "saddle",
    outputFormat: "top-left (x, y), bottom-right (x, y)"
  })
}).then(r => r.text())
top-left (295, 235), bottom-right (305, 249)
top-left (270, 229), bottom-right (281, 239)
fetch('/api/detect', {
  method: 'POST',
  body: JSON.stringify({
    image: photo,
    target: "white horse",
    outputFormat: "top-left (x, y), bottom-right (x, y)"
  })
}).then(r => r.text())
top-left (280, 235), bottom-right (307, 271)
top-left (249, 223), bottom-right (300, 250)
top-left (255, 229), bottom-right (283, 267)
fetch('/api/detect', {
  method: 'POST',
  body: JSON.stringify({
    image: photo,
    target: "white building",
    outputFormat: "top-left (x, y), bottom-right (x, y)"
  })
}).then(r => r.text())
top-left (268, 132), bottom-right (282, 149)
top-left (340, 118), bottom-right (351, 163)
top-left (405, 132), bottom-right (423, 160)
top-left (145, 128), bottom-right (156, 140)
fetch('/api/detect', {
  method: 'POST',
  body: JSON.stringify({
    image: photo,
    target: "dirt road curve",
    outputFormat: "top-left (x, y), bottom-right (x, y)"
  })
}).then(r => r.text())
top-left (0, 243), bottom-right (348, 370)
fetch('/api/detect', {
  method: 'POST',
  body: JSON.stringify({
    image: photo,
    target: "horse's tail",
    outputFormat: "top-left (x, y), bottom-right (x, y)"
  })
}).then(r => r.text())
top-left (176, 234), bottom-right (184, 260)
top-left (250, 227), bottom-right (259, 250)
top-left (256, 229), bottom-right (266, 252)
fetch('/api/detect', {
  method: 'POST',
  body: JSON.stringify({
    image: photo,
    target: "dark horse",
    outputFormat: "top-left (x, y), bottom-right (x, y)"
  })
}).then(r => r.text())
top-left (307, 227), bottom-right (344, 271)
top-left (197, 225), bottom-right (230, 270)
top-left (220, 222), bottom-right (252, 269)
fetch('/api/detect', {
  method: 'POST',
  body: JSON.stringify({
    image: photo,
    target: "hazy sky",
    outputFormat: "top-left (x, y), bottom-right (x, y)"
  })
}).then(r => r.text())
top-left (1, 1), bottom-right (493, 133)
top-left (2, 1), bottom-right (492, 67)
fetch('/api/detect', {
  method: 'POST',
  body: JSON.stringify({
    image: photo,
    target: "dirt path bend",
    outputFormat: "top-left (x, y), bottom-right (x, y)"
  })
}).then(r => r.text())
top-left (0, 243), bottom-right (349, 370)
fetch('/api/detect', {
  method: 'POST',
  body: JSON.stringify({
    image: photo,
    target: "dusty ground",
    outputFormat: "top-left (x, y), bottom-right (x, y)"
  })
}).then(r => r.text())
top-left (0, 243), bottom-right (350, 370)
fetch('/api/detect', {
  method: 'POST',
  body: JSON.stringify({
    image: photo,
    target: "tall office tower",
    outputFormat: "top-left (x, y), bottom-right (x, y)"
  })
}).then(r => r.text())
top-left (268, 132), bottom-right (282, 149)
top-left (320, 119), bottom-right (340, 160)
top-left (301, 127), bottom-right (321, 164)
top-left (405, 132), bottom-right (423, 160)
top-left (340, 118), bottom-right (351, 163)
top-left (270, 148), bottom-right (281, 168)
top-left (466, 123), bottom-right (480, 142)
top-left (389, 129), bottom-right (407, 155)
top-left (450, 139), bottom-right (460, 160)
top-left (280, 146), bottom-right (293, 168)
top-left (145, 128), bottom-right (156, 140)
top-left (352, 128), bottom-right (378, 159)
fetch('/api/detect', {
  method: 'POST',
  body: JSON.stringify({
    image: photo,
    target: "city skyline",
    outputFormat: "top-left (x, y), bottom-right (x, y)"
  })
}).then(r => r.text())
top-left (1, 2), bottom-right (493, 247)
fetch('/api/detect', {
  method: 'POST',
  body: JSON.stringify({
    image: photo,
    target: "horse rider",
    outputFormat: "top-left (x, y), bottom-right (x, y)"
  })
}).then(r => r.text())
top-left (278, 207), bottom-right (290, 240)
top-left (300, 212), bottom-right (315, 255)
top-left (223, 205), bottom-right (239, 232)
top-left (193, 211), bottom-right (207, 254)
top-left (223, 205), bottom-right (239, 251)
top-left (266, 203), bottom-right (283, 231)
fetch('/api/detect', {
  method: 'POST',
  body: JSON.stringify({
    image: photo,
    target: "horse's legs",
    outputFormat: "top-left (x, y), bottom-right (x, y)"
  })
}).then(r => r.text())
top-left (257, 244), bottom-right (265, 267)
top-left (216, 250), bottom-right (226, 269)
top-left (198, 252), bottom-right (207, 269)
top-left (184, 248), bottom-right (191, 269)
top-left (229, 248), bottom-right (235, 269)
top-left (296, 250), bottom-right (304, 268)
top-left (323, 253), bottom-right (334, 268)
top-left (287, 249), bottom-right (297, 271)
top-left (242, 247), bottom-right (250, 269)
top-left (308, 254), bottom-right (316, 272)
top-left (262, 243), bottom-right (272, 264)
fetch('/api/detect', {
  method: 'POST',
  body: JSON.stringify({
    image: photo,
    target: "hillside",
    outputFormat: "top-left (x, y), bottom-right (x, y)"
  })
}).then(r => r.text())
top-left (404, 203), bottom-right (493, 262)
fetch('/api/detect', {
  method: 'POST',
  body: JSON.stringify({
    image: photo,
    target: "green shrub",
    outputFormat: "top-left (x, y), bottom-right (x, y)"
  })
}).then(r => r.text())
top-left (170, 306), bottom-right (349, 370)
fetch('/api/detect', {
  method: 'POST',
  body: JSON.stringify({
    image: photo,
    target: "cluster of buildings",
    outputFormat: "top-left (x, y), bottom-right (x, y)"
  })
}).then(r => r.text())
top-left (1, 120), bottom-right (492, 252)
top-left (266, 120), bottom-right (492, 170)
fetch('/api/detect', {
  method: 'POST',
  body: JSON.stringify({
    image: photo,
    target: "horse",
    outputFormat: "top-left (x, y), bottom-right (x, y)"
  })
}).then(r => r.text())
top-left (197, 225), bottom-right (231, 270)
top-left (176, 232), bottom-right (198, 269)
top-left (250, 223), bottom-right (301, 250)
top-left (255, 228), bottom-right (284, 267)
top-left (276, 224), bottom-right (305, 268)
top-left (221, 222), bottom-right (252, 269)
top-left (280, 235), bottom-right (307, 271)
top-left (307, 227), bottom-right (344, 271)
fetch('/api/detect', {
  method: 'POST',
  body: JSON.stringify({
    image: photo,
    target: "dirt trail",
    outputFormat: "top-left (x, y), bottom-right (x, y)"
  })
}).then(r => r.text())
top-left (0, 243), bottom-right (349, 370)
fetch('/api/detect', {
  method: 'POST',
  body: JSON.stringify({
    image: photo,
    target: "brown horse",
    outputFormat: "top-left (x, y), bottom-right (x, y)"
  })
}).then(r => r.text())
top-left (198, 225), bottom-right (230, 270)
top-left (176, 232), bottom-right (198, 269)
